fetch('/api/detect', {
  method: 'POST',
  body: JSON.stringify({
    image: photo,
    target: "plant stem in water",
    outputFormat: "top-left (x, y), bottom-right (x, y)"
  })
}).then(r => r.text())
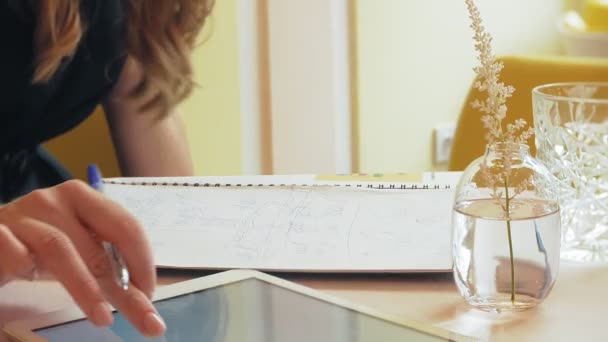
top-left (504, 178), bottom-right (515, 304)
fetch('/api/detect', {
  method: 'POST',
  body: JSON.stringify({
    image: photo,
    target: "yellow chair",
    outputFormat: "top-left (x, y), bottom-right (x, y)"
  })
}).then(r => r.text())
top-left (43, 107), bottom-right (122, 180)
top-left (449, 55), bottom-right (608, 171)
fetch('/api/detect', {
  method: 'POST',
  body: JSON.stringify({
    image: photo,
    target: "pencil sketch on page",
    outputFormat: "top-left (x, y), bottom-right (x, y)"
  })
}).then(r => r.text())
top-left (104, 184), bottom-right (454, 272)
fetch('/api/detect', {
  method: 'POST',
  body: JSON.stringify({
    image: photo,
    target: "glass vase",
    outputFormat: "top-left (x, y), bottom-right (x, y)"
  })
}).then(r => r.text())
top-left (533, 82), bottom-right (608, 262)
top-left (451, 143), bottom-right (561, 312)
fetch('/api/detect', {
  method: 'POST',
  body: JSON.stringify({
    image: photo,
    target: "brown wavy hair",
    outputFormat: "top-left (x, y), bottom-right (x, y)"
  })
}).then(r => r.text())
top-left (32, 0), bottom-right (214, 116)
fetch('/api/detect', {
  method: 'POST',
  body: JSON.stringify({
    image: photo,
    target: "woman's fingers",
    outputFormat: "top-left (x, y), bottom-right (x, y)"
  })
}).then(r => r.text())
top-left (0, 180), bottom-right (164, 337)
top-left (0, 223), bottom-right (36, 281)
top-left (105, 284), bottom-right (166, 337)
top-left (75, 235), bottom-right (166, 337)
top-left (58, 180), bottom-right (156, 298)
top-left (10, 217), bottom-right (114, 327)
top-left (46, 211), bottom-right (166, 337)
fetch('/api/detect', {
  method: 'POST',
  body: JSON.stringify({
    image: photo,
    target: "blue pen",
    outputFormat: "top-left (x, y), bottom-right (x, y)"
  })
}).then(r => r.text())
top-left (87, 164), bottom-right (130, 291)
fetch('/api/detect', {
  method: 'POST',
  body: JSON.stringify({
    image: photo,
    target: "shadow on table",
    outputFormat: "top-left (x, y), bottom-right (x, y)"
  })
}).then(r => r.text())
top-left (157, 268), bottom-right (456, 293)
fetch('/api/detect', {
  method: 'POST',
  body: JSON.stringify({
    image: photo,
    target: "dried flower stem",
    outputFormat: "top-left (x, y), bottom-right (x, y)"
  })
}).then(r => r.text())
top-left (465, 0), bottom-right (534, 305)
top-left (505, 177), bottom-right (515, 303)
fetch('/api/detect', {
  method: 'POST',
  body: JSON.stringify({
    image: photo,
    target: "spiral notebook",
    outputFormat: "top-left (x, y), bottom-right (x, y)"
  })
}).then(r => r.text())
top-left (103, 173), bottom-right (460, 273)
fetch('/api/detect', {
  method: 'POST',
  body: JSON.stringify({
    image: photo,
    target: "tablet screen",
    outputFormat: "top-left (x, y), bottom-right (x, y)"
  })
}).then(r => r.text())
top-left (36, 279), bottom-right (449, 342)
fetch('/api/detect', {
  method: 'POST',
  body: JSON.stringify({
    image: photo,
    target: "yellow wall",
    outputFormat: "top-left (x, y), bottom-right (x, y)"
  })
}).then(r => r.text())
top-left (181, 0), bottom-right (243, 175)
top-left (354, 0), bottom-right (562, 173)
top-left (44, 107), bottom-right (121, 180)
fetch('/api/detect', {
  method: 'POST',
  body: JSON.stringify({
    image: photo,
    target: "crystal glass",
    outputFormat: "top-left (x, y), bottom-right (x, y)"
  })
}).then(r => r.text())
top-left (533, 82), bottom-right (608, 261)
top-left (452, 143), bottom-right (561, 312)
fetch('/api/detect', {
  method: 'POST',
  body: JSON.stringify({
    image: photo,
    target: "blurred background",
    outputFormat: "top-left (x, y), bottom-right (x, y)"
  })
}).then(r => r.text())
top-left (62, 0), bottom-right (608, 177)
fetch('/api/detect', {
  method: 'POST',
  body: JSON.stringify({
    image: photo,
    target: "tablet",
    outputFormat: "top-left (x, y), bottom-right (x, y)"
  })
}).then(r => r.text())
top-left (3, 270), bottom-right (476, 342)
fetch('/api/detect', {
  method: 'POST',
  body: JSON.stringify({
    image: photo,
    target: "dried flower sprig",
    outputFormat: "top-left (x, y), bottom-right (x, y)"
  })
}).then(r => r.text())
top-left (466, 0), bottom-right (534, 148)
top-left (465, 0), bottom-right (535, 305)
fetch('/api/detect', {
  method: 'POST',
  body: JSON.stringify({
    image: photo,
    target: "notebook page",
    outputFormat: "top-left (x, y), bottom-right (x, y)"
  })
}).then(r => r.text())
top-left (104, 184), bottom-right (455, 272)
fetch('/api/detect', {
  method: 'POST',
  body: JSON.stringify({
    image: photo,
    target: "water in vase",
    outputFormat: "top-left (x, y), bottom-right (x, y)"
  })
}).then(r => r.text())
top-left (452, 198), bottom-right (561, 312)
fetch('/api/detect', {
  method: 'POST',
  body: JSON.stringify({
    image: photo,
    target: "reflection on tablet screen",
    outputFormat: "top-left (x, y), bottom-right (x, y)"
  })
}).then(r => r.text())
top-left (36, 279), bottom-right (448, 342)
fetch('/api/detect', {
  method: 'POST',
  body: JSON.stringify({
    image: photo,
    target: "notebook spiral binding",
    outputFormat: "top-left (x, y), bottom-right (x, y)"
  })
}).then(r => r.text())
top-left (103, 180), bottom-right (452, 190)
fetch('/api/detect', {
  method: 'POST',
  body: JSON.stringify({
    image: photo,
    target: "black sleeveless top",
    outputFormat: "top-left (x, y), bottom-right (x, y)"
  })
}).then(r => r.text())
top-left (0, 0), bottom-right (127, 202)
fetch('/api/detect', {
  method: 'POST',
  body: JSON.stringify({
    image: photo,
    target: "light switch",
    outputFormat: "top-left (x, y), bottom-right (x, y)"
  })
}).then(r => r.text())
top-left (433, 123), bottom-right (456, 165)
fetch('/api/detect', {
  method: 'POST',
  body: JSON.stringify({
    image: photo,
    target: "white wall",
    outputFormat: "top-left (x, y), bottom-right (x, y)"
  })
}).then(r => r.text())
top-left (355, 0), bottom-right (563, 173)
top-left (266, 0), bottom-right (353, 174)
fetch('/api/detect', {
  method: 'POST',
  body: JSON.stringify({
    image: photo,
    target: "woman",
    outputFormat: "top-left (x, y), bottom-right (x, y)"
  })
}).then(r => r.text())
top-left (0, 0), bottom-right (213, 337)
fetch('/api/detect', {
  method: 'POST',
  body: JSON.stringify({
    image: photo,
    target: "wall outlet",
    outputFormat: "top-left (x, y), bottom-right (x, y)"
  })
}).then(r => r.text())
top-left (433, 123), bottom-right (456, 165)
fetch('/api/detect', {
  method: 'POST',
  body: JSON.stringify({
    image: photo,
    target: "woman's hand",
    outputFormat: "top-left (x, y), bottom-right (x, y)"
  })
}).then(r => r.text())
top-left (0, 180), bottom-right (166, 337)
